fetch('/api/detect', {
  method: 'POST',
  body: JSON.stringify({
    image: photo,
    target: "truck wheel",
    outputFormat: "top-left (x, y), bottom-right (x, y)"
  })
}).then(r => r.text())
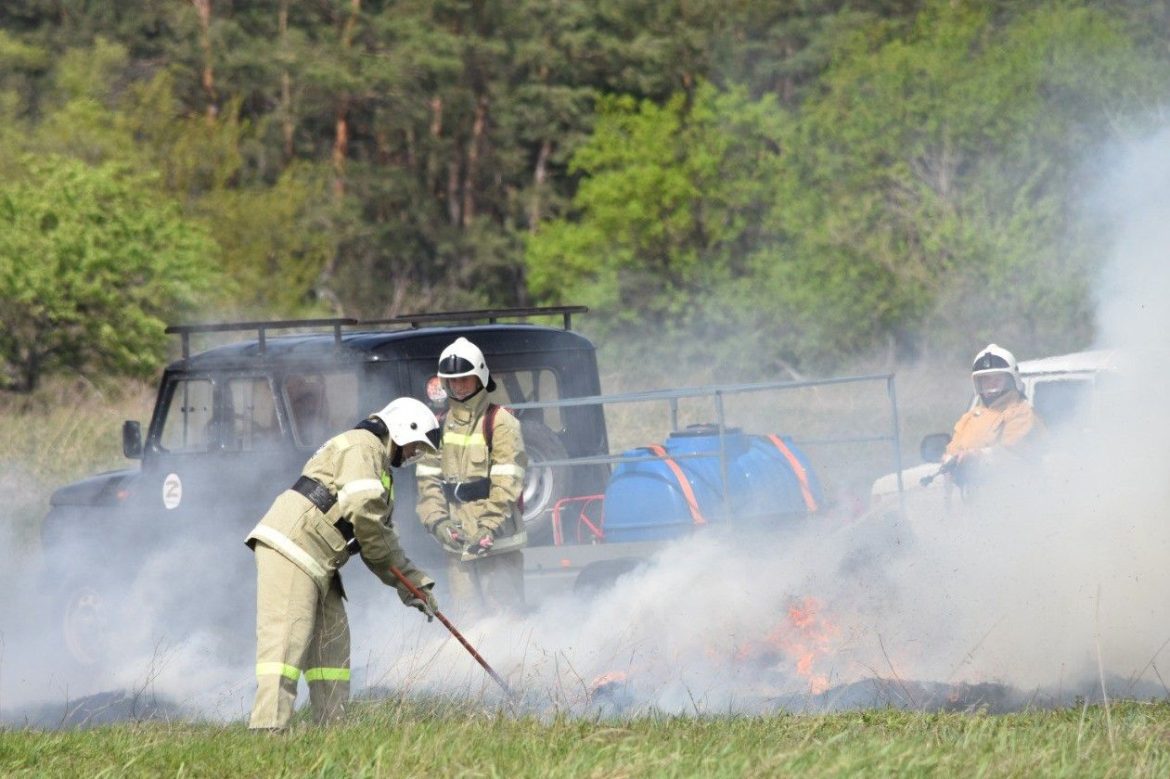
top-left (58, 578), bottom-right (114, 668)
top-left (573, 558), bottom-right (645, 596)
top-left (520, 420), bottom-right (573, 542)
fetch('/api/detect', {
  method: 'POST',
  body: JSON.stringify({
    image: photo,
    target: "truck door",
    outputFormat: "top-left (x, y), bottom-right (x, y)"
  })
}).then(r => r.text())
top-left (139, 373), bottom-right (298, 543)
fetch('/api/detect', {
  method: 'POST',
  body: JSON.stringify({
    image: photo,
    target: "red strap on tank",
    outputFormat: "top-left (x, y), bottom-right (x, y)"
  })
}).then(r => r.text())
top-left (766, 434), bottom-right (818, 512)
top-left (646, 444), bottom-right (706, 525)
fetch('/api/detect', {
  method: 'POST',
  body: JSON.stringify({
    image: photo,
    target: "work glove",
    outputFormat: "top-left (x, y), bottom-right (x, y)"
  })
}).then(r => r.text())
top-left (463, 527), bottom-right (495, 557)
top-left (406, 588), bottom-right (438, 622)
top-left (431, 518), bottom-right (463, 552)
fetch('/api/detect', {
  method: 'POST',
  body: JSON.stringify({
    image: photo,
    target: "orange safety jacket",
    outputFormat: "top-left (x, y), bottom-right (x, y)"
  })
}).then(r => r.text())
top-left (944, 390), bottom-right (1044, 462)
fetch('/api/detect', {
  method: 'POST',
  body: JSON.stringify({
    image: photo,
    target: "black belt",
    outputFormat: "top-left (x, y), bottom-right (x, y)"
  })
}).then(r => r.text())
top-left (292, 475), bottom-right (336, 513)
top-left (292, 475), bottom-right (360, 553)
top-left (442, 478), bottom-right (491, 504)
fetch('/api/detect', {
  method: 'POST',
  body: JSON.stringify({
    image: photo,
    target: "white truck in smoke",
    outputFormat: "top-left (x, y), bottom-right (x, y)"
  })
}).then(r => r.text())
top-left (39, 308), bottom-right (904, 665)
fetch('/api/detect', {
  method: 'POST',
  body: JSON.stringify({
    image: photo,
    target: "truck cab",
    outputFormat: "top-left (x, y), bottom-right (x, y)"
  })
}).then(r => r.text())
top-left (41, 308), bottom-right (607, 664)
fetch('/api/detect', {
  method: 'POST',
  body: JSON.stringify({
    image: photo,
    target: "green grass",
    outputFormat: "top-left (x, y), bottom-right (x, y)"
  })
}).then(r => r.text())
top-left (2, 699), bottom-right (1169, 777)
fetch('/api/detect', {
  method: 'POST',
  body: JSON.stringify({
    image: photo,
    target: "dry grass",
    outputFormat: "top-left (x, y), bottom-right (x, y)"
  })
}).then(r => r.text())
top-left (0, 377), bottom-right (155, 561)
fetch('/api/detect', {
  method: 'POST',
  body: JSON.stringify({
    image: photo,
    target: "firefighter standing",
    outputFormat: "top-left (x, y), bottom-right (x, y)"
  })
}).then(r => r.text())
top-left (941, 344), bottom-right (1045, 488)
top-left (245, 397), bottom-right (441, 730)
top-left (416, 337), bottom-right (528, 616)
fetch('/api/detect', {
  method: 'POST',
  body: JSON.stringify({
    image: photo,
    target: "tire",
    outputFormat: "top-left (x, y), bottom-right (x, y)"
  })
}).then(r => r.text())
top-left (41, 512), bottom-right (119, 668)
top-left (519, 420), bottom-right (574, 542)
top-left (57, 577), bottom-right (115, 668)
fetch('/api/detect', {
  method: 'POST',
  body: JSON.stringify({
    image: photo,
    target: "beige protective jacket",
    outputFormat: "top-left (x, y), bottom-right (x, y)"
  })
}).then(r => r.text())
top-left (246, 427), bottom-right (432, 601)
top-left (415, 390), bottom-right (527, 560)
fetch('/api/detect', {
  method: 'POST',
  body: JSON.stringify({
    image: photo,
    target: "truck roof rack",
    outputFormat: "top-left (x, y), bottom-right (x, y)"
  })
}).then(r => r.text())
top-left (363, 305), bottom-right (588, 331)
top-left (165, 318), bottom-right (358, 361)
top-left (165, 306), bottom-right (588, 360)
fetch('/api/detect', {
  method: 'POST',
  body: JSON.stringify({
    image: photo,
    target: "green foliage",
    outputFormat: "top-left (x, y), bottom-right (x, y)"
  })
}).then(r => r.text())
top-left (193, 166), bottom-right (335, 315)
top-left (0, 1), bottom-right (1169, 379)
top-left (772, 0), bottom-right (1170, 361)
top-left (526, 83), bottom-right (786, 330)
top-left (0, 156), bottom-right (221, 391)
top-left (533, 0), bottom-right (1170, 374)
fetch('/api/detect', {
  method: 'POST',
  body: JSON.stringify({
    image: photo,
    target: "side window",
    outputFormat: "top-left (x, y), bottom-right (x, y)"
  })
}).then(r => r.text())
top-left (488, 368), bottom-right (564, 432)
top-left (224, 377), bottom-right (280, 450)
top-left (1030, 378), bottom-right (1093, 432)
top-left (284, 371), bottom-right (359, 447)
top-left (422, 367), bottom-right (565, 430)
top-left (159, 379), bottom-right (214, 452)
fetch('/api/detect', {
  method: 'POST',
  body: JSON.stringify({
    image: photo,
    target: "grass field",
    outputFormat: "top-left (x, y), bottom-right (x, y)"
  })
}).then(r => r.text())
top-left (2, 698), bottom-right (1169, 777)
top-left (9, 359), bottom-right (1144, 778)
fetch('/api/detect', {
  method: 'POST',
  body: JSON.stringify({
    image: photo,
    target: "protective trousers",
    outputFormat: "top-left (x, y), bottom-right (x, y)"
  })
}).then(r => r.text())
top-left (444, 550), bottom-right (525, 618)
top-left (249, 543), bottom-right (351, 729)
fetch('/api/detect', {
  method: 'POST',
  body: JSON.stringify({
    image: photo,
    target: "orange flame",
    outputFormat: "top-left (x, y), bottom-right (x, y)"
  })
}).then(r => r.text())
top-left (735, 596), bottom-right (840, 694)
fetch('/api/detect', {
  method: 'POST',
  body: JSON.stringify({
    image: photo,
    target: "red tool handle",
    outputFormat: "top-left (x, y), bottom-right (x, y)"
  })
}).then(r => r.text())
top-left (389, 566), bottom-right (514, 698)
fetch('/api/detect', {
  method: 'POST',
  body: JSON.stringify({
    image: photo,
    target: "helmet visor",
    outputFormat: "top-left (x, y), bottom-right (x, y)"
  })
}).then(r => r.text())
top-left (972, 352), bottom-right (1011, 373)
top-left (974, 372), bottom-right (1012, 399)
top-left (437, 354), bottom-right (475, 377)
top-left (425, 426), bottom-right (442, 450)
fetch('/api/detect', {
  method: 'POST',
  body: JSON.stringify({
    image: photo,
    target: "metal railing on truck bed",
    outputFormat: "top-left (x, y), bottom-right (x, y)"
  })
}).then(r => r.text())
top-left (512, 373), bottom-right (905, 547)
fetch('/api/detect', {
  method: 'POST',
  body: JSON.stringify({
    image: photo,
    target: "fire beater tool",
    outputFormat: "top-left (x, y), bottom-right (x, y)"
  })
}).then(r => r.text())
top-left (389, 565), bottom-right (515, 699)
top-left (919, 457), bottom-right (956, 487)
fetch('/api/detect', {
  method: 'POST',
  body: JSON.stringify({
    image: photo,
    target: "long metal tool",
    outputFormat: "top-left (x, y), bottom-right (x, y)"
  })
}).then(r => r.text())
top-left (919, 458), bottom-right (957, 487)
top-left (389, 565), bottom-right (515, 699)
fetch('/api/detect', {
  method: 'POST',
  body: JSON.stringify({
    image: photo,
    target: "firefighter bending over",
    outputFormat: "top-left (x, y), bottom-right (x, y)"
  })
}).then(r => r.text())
top-left (416, 337), bottom-right (528, 616)
top-left (942, 343), bottom-right (1045, 489)
top-left (245, 397), bottom-right (441, 730)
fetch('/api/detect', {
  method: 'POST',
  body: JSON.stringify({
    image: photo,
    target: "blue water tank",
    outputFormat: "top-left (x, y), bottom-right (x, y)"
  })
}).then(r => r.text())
top-left (602, 426), bottom-right (822, 543)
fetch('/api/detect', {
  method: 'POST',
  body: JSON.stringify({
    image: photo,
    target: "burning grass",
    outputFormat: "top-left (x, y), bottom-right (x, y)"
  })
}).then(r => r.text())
top-left (2, 698), bottom-right (1169, 776)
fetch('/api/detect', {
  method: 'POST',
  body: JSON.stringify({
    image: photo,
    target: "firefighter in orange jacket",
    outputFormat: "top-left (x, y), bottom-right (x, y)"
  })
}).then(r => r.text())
top-left (245, 397), bottom-right (441, 730)
top-left (942, 344), bottom-right (1045, 488)
top-left (415, 337), bottom-right (528, 616)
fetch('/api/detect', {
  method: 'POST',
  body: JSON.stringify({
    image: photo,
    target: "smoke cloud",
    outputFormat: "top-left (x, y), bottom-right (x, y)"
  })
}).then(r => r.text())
top-left (363, 127), bottom-right (1170, 714)
top-left (3, 130), bottom-right (1169, 728)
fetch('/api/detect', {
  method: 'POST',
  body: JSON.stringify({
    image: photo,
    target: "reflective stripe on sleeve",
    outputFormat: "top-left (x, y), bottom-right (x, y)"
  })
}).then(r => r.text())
top-left (489, 463), bottom-right (525, 478)
top-left (257, 662), bottom-right (301, 681)
top-left (304, 667), bottom-right (351, 682)
top-left (415, 464), bottom-right (442, 477)
top-left (443, 431), bottom-right (486, 447)
top-left (249, 525), bottom-right (330, 584)
top-left (339, 478), bottom-right (385, 501)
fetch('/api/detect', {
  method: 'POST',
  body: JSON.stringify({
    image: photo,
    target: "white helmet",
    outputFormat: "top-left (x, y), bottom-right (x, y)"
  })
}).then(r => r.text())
top-left (971, 343), bottom-right (1023, 396)
top-left (437, 337), bottom-right (496, 391)
top-left (371, 397), bottom-right (441, 451)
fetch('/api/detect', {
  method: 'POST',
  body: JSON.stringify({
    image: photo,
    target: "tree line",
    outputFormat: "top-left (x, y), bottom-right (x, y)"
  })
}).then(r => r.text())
top-left (1, 0), bottom-right (1167, 391)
